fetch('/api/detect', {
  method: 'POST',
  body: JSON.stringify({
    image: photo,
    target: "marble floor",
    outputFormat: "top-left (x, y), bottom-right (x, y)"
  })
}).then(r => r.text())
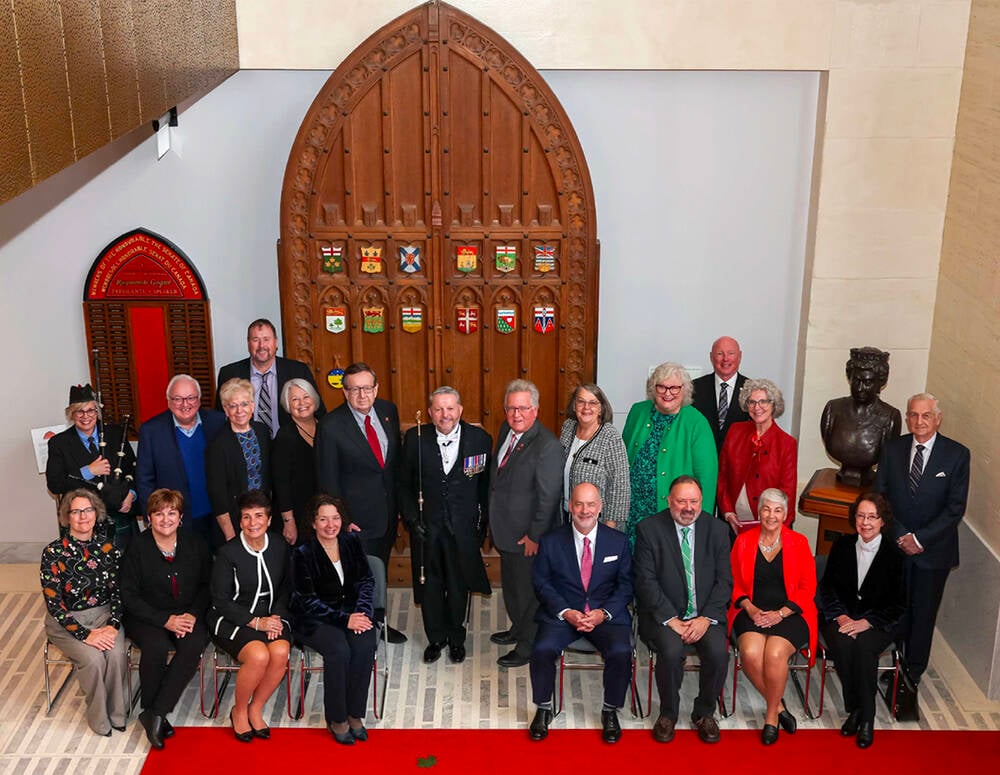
top-left (2, 544), bottom-right (999, 775)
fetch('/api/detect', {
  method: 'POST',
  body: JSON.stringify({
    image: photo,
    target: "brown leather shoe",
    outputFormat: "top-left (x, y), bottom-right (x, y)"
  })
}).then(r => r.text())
top-left (652, 715), bottom-right (676, 743)
top-left (693, 714), bottom-right (720, 743)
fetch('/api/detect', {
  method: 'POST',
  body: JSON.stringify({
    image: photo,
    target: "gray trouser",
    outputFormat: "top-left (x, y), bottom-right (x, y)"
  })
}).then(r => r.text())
top-left (45, 606), bottom-right (127, 734)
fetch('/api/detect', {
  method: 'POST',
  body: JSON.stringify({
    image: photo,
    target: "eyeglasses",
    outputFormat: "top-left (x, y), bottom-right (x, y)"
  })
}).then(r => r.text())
top-left (505, 405), bottom-right (535, 414)
top-left (654, 384), bottom-right (683, 396)
top-left (746, 399), bottom-right (773, 408)
top-left (344, 385), bottom-right (376, 395)
top-left (68, 506), bottom-right (97, 517)
top-left (168, 395), bottom-right (199, 405)
top-left (575, 399), bottom-right (601, 408)
top-left (225, 401), bottom-right (252, 411)
top-left (73, 408), bottom-right (98, 417)
top-left (855, 514), bottom-right (883, 523)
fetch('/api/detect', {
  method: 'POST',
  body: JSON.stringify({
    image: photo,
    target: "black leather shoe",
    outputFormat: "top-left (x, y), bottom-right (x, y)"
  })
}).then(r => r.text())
top-left (251, 722), bottom-right (271, 740)
top-left (761, 724), bottom-right (779, 745)
top-left (386, 625), bottom-right (407, 644)
top-left (230, 709), bottom-right (253, 743)
top-left (497, 650), bottom-right (529, 668)
top-left (601, 709), bottom-right (621, 743)
top-left (692, 714), bottom-right (720, 743)
top-left (111, 724), bottom-right (126, 732)
top-left (328, 723), bottom-right (354, 745)
top-left (529, 708), bottom-right (553, 740)
top-left (349, 724), bottom-right (368, 742)
top-left (490, 629), bottom-right (516, 646)
top-left (856, 721), bottom-right (874, 748)
top-left (449, 643), bottom-right (466, 663)
top-left (841, 710), bottom-right (860, 736)
top-left (161, 717), bottom-right (175, 738)
top-left (777, 700), bottom-right (797, 734)
top-left (423, 642), bottom-right (445, 663)
top-left (139, 709), bottom-right (165, 750)
top-left (652, 715), bottom-right (676, 743)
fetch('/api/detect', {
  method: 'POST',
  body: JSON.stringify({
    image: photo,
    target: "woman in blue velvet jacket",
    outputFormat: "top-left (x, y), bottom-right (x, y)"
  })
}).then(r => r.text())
top-left (291, 494), bottom-right (376, 745)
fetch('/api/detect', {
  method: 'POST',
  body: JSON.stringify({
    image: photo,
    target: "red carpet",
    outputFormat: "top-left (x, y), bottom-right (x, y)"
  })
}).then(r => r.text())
top-left (140, 727), bottom-right (1000, 773)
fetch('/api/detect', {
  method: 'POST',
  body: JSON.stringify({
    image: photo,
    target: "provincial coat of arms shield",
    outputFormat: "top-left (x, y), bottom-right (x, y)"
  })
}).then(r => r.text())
top-left (456, 246), bottom-right (478, 273)
top-left (401, 306), bottom-right (423, 332)
top-left (360, 247), bottom-right (383, 274)
top-left (324, 306), bottom-right (346, 333)
top-left (320, 245), bottom-right (343, 274)
top-left (495, 245), bottom-right (516, 273)
top-left (496, 307), bottom-right (516, 334)
top-left (456, 306), bottom-right (479, 334)
top-left (362, 306), bottom-right (385, 333)
top-left (399, 246), bottom-right (421, 274)
top-left (533, 245), bottom-right (556, 273)
top-left (533, 306), bottom-right (555, 334)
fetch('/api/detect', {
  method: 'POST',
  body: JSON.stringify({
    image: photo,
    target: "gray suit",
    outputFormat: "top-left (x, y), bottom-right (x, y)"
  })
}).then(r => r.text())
top-left (634, 510), bottom-right (732, 720)
top-left (488, 420), bottom-right (563, 657)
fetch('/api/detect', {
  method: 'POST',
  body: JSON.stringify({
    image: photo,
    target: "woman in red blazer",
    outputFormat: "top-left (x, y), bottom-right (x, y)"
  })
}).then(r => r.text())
top-left (729, 488), bottom-right (816, 745)
top-left (718, 379), bottom-right (797, 535)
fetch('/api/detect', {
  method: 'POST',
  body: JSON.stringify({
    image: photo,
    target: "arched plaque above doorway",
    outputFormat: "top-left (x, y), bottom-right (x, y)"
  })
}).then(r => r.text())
top-left (278, 0), bottom-right (599, 437)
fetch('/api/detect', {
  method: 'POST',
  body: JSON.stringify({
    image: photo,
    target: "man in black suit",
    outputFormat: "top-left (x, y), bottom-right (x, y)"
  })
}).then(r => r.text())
top-left (46, 384), bottom-right (138, 549)
top-left (488, 379), bottom-right (563, 668)
top-left (400, 386), bottom-right (492, 665)
top-left (135, 374), bottom-right (226, 545)
top-left (316, 362), bottom-right (405, 642)
top-left (874, 392), bottom-right (970, 684)
top-left (691, 336), bottom-right (749, 453)
top-left (528, 483), bottom-right (633, 744)
top-left (634, 475), bottom-right (732, 744)
top-left (215, 318), bottom-right (325, 437)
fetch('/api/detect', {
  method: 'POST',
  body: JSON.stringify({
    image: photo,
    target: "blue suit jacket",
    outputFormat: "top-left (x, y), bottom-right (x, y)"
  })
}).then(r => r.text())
top-left (136, 408), bottom-right (227, 515)
top-left (874, 432), bottom-right (970, 570)
top-left (533, 523), bottom-right (633, 626)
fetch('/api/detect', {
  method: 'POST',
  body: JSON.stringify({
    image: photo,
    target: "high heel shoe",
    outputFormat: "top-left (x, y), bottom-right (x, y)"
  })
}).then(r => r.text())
top-left (230, 709), bottom-right (253, 743)
top-left (349, 725), bottom-right (368, 742)
top-left (761, 724), bottom-right (779, 745)
top-left (248, 706), bottom-right (270, 740)
top-left (777, 699), bottom-right (797, 734)
top-left (327, 722), bottom-right (355, 745)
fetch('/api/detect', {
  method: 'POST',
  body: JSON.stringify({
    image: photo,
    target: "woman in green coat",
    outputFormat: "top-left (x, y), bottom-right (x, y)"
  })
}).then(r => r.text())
top-left (621, 362), bottom-right (718, 545)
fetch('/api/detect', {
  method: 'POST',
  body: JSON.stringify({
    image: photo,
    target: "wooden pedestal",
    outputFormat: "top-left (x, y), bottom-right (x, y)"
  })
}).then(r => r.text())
top-left (798, 468), bottom-right (863, 555)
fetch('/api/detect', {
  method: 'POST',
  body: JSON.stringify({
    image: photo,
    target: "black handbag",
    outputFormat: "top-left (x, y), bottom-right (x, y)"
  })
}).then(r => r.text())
top-left (880, 658), bottom-right (920, 721)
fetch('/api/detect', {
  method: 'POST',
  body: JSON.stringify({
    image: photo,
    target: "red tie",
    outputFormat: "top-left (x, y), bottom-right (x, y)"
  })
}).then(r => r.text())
top-left (581, 536), bottom-right (592, 613)
top-left (499, 433), bottom-right (518, 468)
top-left (365, 415), bottom-right (385, 468)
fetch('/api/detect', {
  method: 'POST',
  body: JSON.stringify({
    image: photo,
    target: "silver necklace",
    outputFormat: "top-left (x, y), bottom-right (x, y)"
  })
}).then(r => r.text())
top-left (758, 536), bottom-right (781, 552)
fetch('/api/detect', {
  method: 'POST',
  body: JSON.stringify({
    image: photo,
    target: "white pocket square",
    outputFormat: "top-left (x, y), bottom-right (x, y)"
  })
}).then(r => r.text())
top-left (603, 555), bottom-right (618, 563)
top-left (935, 471), bottom-right (946, 478)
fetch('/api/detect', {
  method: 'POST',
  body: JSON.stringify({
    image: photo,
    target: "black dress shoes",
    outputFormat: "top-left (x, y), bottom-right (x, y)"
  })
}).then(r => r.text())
top-left (161, 717), bottom-right (175, 738)
top-left (693, 714), bottom-right (720, 743)
top-left (856, 721), bottom-right (874, 748)
top-left (601, 710), bottom-right (621, 743)
top-left (328, 723), bottom-right (355, 745)
top-left (139, 709), bottom-right (165, 750)
top-left (250, 722), bottom-right (271, 740)
top-left (841, 710), bottom-right (861, 736)
top-left (230, 710), bottom-right (253, 743)
top-left (386, 625), bottom-right (407, 644)
top-left (423, 642), bottom-right (445, 663)
top-left (652, 715), bottom-right (676, 743)
top-left (497, 650), bottom-right (529, 668)
top-left (529, 708), bottom-right (553, 740)
top-left (349, 724), bottom-right (368, 742)
top-left (777, 700), bottom-right (797, 734)
top-left (490, 629), bottom-right (516, 646)
top-left (761, 724), bottom-right (779, 745)
top-left (449, 643), bottom-right (466, 663)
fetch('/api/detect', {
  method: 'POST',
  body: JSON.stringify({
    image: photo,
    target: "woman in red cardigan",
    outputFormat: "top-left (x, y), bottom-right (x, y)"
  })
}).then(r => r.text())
top-left (728, 488), bottom-right (816, 745)
top-left (718, 379), bottom-right (797, 535)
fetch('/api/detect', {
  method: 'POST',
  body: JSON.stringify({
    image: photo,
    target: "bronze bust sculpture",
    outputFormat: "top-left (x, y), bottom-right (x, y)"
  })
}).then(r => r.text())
top-left (820, 347), bottom-right (901, 487)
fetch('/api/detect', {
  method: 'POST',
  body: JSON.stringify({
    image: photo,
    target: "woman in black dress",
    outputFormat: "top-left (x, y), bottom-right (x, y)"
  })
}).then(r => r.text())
top-left (728, 488), bottom-right (817, 745)
top-left (208, 490), bottom-right (291, 742)
top-left (206, 378), bottom-right (271, 547)
top-left (121, 488), bottom-right (212, 749)
top-left (819, 493), bottom-right (905, 749)
top-left (291, 495), bottom-right (377, 745)
top-left (271, 378), bottom-right (321, 545)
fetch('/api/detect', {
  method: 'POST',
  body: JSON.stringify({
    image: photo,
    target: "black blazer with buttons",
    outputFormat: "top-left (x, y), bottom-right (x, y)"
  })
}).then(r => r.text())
top-left (691, 372), bottom-right (750, 452)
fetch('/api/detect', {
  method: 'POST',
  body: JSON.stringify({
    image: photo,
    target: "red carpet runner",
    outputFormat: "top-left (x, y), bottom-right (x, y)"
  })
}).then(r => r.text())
top-left (140, 727), bottom-right (1000, 773)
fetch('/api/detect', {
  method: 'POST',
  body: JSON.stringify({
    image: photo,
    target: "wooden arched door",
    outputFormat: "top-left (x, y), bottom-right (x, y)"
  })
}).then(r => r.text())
top-left (278, 1), bottom-right (598, 438)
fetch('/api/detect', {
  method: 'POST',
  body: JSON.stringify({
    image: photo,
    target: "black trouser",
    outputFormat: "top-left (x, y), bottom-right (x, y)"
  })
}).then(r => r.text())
top-left (421, 530), bottom-right (469, 646)
top-left (902, 563), bottom-right (951, 682)
top-left (645, 622), bottom-right (728, 721)
top-left (499, 549), bottom-right (538, 658)
top-left (821, 620), bottom-right (894, 722)
top-left (125, 616), bottom-right (208, 716)
top-left (299, 622), bottom-right (377, 723)
top-left (530, 621), bottom-right (632, 707)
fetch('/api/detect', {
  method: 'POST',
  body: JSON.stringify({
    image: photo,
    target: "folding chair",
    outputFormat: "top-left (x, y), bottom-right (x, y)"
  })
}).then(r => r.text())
top-left (199, 644), bottom-right (293, 719)
top-left (643, 638), bottom-right (729, 718)
top-left (294, 554), bottom-right (389, 720)
top-left (556, 634), bottom-right (640, 718)
top-left (729, 634), bottom-right (815, 718)
top-left (816, 632), bottom-right (902, 717)
top-left (42, 639), bottom-right (76, 714)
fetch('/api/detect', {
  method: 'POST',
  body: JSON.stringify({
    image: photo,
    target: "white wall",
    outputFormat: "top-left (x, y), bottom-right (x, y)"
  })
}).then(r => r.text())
top-left (0, 68), bottom-right (817, 542)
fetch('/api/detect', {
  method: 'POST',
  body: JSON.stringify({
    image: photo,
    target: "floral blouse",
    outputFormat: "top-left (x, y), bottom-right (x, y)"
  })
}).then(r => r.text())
top-left (40, 533), bottom-right (123, 641)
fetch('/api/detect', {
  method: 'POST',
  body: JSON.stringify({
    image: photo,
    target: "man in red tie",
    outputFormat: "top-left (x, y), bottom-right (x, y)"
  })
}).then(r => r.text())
top-left (316, 362), bottom-right (406, 642)
top-left (527, 483), bottom-right (633, 744)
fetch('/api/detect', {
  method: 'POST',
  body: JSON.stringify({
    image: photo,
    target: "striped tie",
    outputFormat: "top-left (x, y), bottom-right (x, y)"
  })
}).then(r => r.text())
top-left (257, 375), bottom-right (275, 437)
top-left (717, 382), bottom-right (729, 430)
top-left (909, 444), bottom-right (925, 494)
top-left (681, 527), bottom-right (695, 619)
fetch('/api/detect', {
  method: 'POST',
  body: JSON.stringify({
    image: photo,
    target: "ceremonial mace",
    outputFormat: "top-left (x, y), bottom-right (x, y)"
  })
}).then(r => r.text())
top-left (415, 410), bottom-right (426, 585)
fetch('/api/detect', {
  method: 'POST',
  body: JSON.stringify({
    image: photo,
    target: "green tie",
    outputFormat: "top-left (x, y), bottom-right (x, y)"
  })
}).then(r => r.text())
top-left (681, 527), bottom-right (695, 619)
